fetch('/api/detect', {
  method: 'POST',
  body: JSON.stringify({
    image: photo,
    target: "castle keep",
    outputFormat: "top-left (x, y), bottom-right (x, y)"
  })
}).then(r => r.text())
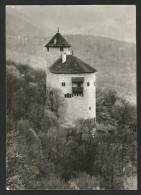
top-left (45, 29), bottom-right (97, 122)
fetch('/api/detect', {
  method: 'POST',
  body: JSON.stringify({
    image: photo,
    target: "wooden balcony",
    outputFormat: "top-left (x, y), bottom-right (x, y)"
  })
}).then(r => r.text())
top-left (72, 87), bottom-right (83, 93)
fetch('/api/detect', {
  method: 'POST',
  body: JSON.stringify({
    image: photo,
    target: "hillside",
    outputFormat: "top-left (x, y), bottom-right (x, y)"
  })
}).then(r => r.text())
top-left (6, 61), bottom-right (137, 190)
top-left (6, 7), bottom-right (136, 103)
top-left (6, 6), bottom-right (137, 190)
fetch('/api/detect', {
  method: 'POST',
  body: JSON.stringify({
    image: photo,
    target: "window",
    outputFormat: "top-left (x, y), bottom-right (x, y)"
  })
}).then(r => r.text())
top-left (60, 47), bottom-right (63, 52)
top-left (87, 82), bottom-right (90, 86)
top-left (89, 107), bottom-right (91, 110)
top-left (94, 82), bottom-right (96, 86)
top-left (62, 82), bottom-right (65, 86)
top-left (65, 93), bottom-right (72, 98)
top-left (78, 83), bottom-right (81, 87)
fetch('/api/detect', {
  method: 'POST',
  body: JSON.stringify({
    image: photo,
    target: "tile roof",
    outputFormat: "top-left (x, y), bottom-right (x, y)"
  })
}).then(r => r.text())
top-left (49, 55), bottom-right (97, 74)
top-left (45, 33), bottom-right (71, 47)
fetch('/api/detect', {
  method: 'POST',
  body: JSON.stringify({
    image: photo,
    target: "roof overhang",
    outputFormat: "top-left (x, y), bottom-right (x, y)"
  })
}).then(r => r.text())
top-left (44, 45), bottom-right (71, 48)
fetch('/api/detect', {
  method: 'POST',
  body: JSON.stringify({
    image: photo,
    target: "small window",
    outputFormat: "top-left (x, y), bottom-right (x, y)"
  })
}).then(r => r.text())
top-left (89, 107), bottom-right (91, 110)
top-left (67, 93), bottom-right (69, 98)
top-left (60, 47), bottom-right (63, 52)
top-left (94, 82), bottom-right (96, 86)
top-left (69, 94), bottom-right (72, 98)
top-left (62, 82), bottom-right (65, 86)
top-left (87, 82), bottom-right (90, 86)
top-left (65, 94), bottom-right (67, 98)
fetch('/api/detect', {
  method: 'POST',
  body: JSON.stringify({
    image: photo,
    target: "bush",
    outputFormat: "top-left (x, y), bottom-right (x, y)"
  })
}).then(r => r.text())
top-left (40, 109), bottom-right (59, 132)
top-left (47, 88), bottom-right (64, 117)
top-left (41, 176), bottom-right (69, 190)
top-left (69, 172), bottom-right (100, 190)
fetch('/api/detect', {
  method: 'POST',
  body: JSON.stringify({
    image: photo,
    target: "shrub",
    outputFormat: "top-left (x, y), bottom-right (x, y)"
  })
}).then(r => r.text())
top-left (40, 109), bottom-right (59, 132)
top-left (69, 172), bottom-right (100, 190)
top-left (41, 176), bottom-right (69, 190)
top-left (47, 88), bottom-right (64, 117)
top-left (7, 174), bottom-right (25, 190)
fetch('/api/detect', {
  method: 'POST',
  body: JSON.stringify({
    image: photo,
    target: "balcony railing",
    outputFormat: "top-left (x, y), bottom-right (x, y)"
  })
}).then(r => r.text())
top-left (72, 87), bottom-right (83, 93)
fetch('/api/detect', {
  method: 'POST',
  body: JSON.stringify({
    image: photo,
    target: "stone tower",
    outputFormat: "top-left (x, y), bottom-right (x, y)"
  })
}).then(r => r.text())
top-left (45, 29), bottom-right (97, 122)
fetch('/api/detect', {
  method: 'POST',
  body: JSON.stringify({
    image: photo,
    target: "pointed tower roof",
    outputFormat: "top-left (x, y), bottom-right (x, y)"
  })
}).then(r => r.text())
top-left (45, 28), bottom-right (71, 48)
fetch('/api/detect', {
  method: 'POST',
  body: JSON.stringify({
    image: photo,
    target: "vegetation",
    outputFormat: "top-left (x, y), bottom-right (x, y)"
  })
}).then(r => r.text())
top-left (6, 61), bottom-right (137, 190)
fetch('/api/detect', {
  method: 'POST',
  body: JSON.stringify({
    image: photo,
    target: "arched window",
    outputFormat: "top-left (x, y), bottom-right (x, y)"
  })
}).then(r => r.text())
top-left (87, 82), bottom-right (90, 86)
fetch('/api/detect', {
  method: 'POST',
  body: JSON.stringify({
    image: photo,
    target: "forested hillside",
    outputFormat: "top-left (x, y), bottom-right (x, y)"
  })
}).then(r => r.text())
top-left (6, 61), bottom-right (137, 190)
top-left (6, 7), bottom-right (137, 190)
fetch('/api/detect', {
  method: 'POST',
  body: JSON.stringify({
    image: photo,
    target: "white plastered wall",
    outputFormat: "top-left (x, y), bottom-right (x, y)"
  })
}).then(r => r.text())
top-left (46, 72), bottom-right (96, 122)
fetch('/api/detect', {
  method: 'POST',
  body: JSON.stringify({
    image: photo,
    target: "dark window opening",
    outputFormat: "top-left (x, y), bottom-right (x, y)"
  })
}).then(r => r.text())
top-left (89, 107), bottom-right (91, 110)
top-left (78, 83), bottom-right (81, 87)
top-left (73, 93), bottom-right (83, 97)
top-left (72, 90), bottom-right (83, 97)
top-left (62, 82), bottom-right (65, 86)
top-left (72, 84), bottom-right (83, 96)
top-left (64, 93), bottom-right (72, 98)
top-left (72, 77), bottom-right (84, 97)
top-left (60, 47), bottom-right (63, 52)
top-left (87, 82), bottom-right (90, 86)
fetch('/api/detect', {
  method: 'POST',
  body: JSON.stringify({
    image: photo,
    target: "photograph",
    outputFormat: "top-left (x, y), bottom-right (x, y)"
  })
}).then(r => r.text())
top-left (6, 5), bottom-right (137, 190)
